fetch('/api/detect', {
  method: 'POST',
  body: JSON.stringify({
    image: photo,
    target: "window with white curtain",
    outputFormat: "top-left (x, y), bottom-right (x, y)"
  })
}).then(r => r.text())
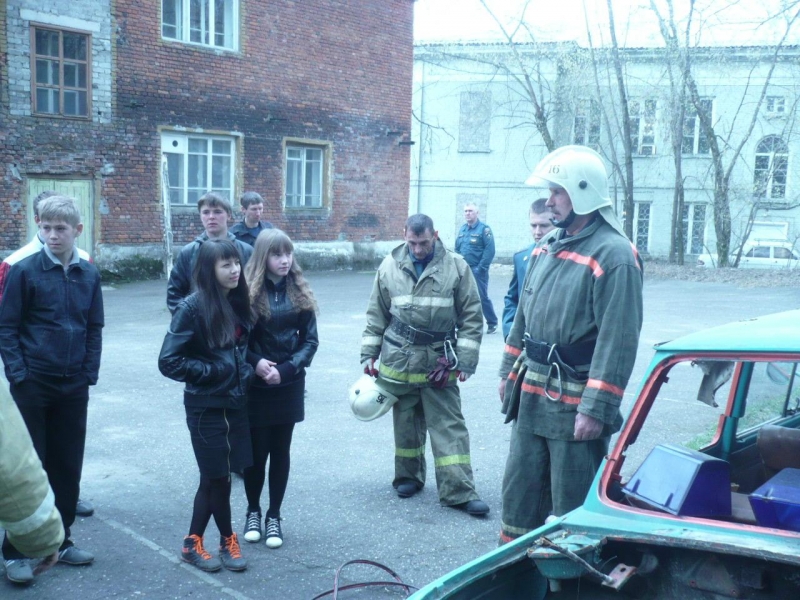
top-left (162, 0), bottom-right (237, 50)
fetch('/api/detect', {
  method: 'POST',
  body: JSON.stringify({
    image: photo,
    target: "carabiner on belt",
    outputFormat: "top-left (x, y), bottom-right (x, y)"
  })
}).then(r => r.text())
top-left (443, 338), bottom-right (459, 370)
top-left (544, 343), bottom-right (563, 402)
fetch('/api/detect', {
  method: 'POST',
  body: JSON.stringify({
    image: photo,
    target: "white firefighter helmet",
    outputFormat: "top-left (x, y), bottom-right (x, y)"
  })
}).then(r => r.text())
top-left (525, 145), bottom-right (627, 237)
top-left (349, 375), bottom-right (400, 421)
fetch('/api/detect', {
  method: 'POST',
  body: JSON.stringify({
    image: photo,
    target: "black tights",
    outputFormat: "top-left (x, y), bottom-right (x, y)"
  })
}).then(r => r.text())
top-left (243, 423), bottom-right (295, 518)
top-left (189, 476), bottom-right (233, 538)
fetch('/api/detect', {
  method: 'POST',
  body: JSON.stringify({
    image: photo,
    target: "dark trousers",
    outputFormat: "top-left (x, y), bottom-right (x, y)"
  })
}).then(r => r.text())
top-left (471, 266), bottom-right (498, 327)
top-left (2, 375), bottom-right (88, 559)
top-left (243, 424), bottom-right (295, 519)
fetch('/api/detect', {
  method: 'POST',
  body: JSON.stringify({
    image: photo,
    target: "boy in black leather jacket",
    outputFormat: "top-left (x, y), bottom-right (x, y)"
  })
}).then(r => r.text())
top-left (0, 196), bottom-right (103, 581)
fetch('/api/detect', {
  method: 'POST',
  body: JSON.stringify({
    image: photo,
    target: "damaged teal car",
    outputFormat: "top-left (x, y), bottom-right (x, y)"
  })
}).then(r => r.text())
top-left (410, 310), bottom-right (800, 599)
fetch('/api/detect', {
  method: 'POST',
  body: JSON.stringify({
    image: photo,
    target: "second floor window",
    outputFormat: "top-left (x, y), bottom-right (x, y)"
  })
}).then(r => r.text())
top-left (162, 133), bottom-right (236, 205)
top-left (32, 26), bottom-right (91, 118)
top-left (766, 96), bottom-right (785, 115)
top-left (458, 91), bottom-right (492, 153)
top-left (162, 0), bottom-right (237, 50)
top-left (573, 99), bottom-right (601, 150)
top-left (630, 99), bottom-right (657, 156)
top-left (754, 135), bottom-right (789, 199)
top-left (683, 99), bottom-right (712, 155)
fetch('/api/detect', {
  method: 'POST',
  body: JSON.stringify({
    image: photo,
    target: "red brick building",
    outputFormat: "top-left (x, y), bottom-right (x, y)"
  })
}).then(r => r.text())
top-left (1, 0), bottom-right (413, 273)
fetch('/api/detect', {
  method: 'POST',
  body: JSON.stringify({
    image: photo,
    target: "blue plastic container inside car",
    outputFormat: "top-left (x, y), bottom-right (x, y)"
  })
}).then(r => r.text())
top-left (623, 443), bottom-right (732, 517)
top-left (749, 468), bottom-right (800, 532)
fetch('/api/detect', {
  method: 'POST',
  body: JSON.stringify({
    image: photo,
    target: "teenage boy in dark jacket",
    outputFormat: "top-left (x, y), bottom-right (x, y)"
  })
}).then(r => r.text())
top-left (167, 192), bottom-right (253, 314)
top-left (229, 191), bottom-right (273, 247)
top-left (0, 196), bottom-right (104, 583)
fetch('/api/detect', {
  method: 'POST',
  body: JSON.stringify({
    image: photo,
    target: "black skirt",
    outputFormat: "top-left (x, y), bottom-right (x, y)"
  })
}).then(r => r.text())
top-left (185, 405), bottom-right (253, 478)
top-left (247, 377), bottom-right (305, 427)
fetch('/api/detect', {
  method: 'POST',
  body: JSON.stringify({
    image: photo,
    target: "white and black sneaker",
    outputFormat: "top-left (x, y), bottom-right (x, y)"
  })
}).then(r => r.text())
top-left (265, 517), bottom-right (283, 549)
top-left (243, 510), bottom-right (262, 543)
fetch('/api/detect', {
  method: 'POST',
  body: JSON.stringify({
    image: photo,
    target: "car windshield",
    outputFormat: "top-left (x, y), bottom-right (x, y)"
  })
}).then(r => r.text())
top-left (611, 357), bottom-right (800, 530)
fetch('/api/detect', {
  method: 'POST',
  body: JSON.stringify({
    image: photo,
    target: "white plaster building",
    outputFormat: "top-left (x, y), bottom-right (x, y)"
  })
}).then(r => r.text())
top-left (411, 42), bottom-right (800, 262)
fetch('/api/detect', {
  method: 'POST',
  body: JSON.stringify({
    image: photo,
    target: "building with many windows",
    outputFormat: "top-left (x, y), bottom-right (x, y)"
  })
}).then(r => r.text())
top-left (411, 42), bottom-right (800, 261)
top-left (1, 0), bottom-right (414, 271)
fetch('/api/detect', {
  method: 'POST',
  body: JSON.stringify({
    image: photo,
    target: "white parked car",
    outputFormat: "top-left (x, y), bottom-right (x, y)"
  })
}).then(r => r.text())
top-left (696, 240), bottom-right (800, 269)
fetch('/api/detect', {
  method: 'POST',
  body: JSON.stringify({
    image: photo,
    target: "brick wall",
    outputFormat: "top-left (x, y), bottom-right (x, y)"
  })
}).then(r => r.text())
top-left (1, 0), bottom-right (414, 255)
top-left (114, 0), bottom-right (413, 246)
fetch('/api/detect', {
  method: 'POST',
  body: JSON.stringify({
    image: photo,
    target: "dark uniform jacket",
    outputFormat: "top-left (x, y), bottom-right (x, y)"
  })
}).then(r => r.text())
top-left (455, 220), bottom-right (495, 270)
top-left (502, 242), bottom-right (536, 339)
top-left (166, 232), bottom-right (253, 314)
top-left (229, 220), bottom-right (274, 247)
top-left (499, 219), bottom-right (643, 439)
top-left (361, 240), bottom-right (483, 386)
top-left (0, 250), bottom-right (104, 385)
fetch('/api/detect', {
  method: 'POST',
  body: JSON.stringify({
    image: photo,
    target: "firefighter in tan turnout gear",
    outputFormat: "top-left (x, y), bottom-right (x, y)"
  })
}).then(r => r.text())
top-left (498, 146), bottom-right (643, 543)
top-left (360, 214), bottom-right (490, 516)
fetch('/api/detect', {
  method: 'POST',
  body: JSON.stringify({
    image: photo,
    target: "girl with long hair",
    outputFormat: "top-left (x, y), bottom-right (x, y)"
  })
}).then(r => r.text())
top-left (159, 239), bottom-right (254, 572)
top-left (241, 229), bottom-right (318, 549)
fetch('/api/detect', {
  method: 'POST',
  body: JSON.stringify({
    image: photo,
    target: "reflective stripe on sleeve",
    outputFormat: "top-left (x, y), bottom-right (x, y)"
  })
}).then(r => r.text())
top-left (504, 344), bottom-right (522, 356)
top-left (456, 338), bottom-right (480, 351)
top-left (361, 336), bottom-right (383, 347)
top-left (587, 378), bottom-right (625, 398)
top-left (0, 488), bottom-right (56, 536)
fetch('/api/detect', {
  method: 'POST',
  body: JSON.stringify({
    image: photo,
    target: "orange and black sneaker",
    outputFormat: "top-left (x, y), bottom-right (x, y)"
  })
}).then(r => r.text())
top-left (219, 533), bottom-right (247, 571)
top-left (181, 534), bottom-right (222, 572)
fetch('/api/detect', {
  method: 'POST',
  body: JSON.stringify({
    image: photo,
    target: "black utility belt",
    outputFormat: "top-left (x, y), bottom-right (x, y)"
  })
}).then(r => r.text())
top-left (523, 335), bottom-right (595, 369)
top-left (389, 318), bottom-right (454, 345)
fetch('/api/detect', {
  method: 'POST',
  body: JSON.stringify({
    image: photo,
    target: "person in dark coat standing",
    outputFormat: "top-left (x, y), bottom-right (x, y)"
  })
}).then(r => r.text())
top-left (501, 198), bottom-right (554, 339)
top-left (455, 203), bottom-right (498, 334)
top-left (229, 191), bottom-right (274, 247)
top-left (167, 192), bottom-right (253, 314)
top-left (241, 229), bottom-right (319, 549)
top-left (159, 239), bottom-right (254, 573)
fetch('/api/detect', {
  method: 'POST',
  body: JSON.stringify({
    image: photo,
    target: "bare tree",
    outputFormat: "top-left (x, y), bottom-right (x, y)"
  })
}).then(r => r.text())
top-left (649, 0), bottom-right (697, 264)
top-left (602, 0), bottom-right (636, 239)
top-left (684, 7), bottom-right (800, 266)
top-left (477, 0), bottom-right (556, 152)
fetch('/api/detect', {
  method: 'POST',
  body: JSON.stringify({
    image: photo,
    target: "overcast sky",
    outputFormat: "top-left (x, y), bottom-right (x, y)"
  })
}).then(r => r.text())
top-left (414, 0), bottom-right (800, 47)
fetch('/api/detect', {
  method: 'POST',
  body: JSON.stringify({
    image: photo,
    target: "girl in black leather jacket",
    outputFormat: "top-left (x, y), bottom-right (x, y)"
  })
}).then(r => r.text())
top-left (158, 239), bottom-right (253, 573)
top-left (240, 229), bottom-right (319, 549)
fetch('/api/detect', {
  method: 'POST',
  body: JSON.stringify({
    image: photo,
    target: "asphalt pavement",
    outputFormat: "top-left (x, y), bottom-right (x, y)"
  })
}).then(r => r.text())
top-left (3, 267), bottom-right (799, 599)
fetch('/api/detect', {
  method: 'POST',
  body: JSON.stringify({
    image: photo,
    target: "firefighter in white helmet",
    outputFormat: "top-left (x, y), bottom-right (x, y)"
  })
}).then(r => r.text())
top-left (360, 213), bottom-right (490, 517)
top-left (497, 145), bottom-right (644, 543)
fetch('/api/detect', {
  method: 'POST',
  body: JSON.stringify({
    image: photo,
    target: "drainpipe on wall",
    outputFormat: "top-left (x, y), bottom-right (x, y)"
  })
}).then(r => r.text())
top-left (415, 60), bottom-right (426, 215)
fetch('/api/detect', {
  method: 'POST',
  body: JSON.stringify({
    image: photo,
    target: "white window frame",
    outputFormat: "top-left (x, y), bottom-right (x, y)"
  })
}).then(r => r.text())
top-left (682, 98), bottom-right (712, 155)
top-left (284, 140), bottom-right (331, 209)
top-left (754, 135), bottom-right (789, 200)
top-left (766, 96), bottom-right (785, 115)
top-left (161, 0), bottom-right (239, 51)
top-left (573, 98), bottom-right (601, 151)
top-left (634, 202), bottom-right (651, 252)
top-left (630, 99), bottom-right (657, 156)
top-left (161, 131), bottom-right (237, 205)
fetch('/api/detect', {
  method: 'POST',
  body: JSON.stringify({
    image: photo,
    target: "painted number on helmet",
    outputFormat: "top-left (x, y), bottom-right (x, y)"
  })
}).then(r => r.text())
top-left (548, 165), bottom-right (561, 174)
